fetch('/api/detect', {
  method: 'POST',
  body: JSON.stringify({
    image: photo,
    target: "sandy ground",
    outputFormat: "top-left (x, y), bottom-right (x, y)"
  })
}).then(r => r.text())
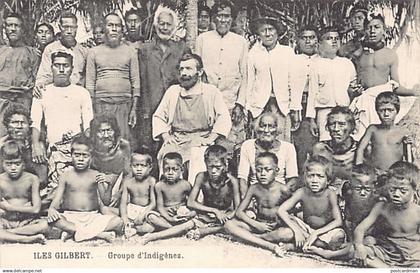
top-left (21, 232), bottom-right (352, 268)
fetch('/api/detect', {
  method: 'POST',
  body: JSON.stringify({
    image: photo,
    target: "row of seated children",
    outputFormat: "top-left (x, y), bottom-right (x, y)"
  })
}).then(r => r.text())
top-left (0, 133), bottom-right (419, 268)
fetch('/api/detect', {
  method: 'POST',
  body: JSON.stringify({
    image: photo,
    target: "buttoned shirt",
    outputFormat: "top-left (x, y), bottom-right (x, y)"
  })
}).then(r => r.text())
top-left (196, 30), bottom-right (248, 109)
top-left (289, 53), bottom-right (319, 111)
top-left (36, 41), bottom-right (88, 87)
top-left (306, 56), bottom-right (356, 118)
top-left (0, 44), bottom-right (39, 94)
top-left (246, 42), bottom-right (295, 117)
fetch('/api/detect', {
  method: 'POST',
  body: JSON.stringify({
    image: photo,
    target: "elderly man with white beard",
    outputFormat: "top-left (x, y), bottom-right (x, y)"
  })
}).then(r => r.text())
top-left (153, 53), bottom-right (231, 184)
top-left (138, 7), bottom-right (190, 154)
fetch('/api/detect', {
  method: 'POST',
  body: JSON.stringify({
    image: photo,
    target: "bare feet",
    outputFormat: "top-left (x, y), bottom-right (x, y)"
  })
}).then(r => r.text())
top-left (273, 243), bottom-right (287, 257)
top-left (140, 233), bottom-right (152, 245)
top-left (28, 234), bottom-right (47, 244)
top-left (98, 231), bottom-right (116, 243)
top-left (186, 229), bottom-right (201, 240)
top-left (60, 231), bottom-right (73, 242)
top-left (124, 227), bottom-right (137, 239)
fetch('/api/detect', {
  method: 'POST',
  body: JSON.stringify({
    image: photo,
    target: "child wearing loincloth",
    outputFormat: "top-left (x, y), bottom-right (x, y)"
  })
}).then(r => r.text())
top-left (354, 161), bottom-right (420, 268)
top-left (141, 152), bottom-right (196, 244)
top-left (278, 156), bottom-right (346, 256)
top-left (120, 148), bottom-right (158, 237)
top-left (356, 92), bottom-right (413, 174)
top-left (0, 141), bottom-right (48, 244)
top-left (224, 152), bottom-right (294, 256)
top-left (47, 135), bottom-right (123, 242)
top-left (186, 145), bottom-right (240, 240)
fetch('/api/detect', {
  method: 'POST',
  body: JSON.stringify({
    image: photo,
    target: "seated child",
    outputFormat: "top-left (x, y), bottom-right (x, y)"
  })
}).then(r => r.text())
top-left (356, 92), bottom-right (412, 173)
top-left (354, 161), bottom-right (420, 268)
top-left (0, 141), bottom-right (48, 244)
top-left (47, 135), bottom-right (123, 242)
top-left (120, 148), bottom-right (157, 237)
top-left (277, 156), bottom-right (346, 256)
top-left (187, 145), bottom-right (240, 240)
top-left (224, 152), bottom-right (293, 256)
top-left (141, 152), bottom-right (196, 244)
top-left (306, 164), bottom-right (379, 259)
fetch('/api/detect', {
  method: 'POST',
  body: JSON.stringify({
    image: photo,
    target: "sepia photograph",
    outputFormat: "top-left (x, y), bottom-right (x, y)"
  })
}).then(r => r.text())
top-left (0, 0), bottom-right (419, 270)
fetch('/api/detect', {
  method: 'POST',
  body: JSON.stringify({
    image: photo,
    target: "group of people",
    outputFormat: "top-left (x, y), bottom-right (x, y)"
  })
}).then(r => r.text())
top-left (0, 1), bottom-right (419, 268)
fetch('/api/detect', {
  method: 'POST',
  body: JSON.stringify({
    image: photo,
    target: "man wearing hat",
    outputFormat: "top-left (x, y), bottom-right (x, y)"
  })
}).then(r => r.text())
top-left (245, 16), bottom-right (295, 142)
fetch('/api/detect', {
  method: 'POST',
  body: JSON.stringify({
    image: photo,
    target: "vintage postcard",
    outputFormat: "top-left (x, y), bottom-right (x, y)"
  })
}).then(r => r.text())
top-left (0, 0), bottom-right (419, 271)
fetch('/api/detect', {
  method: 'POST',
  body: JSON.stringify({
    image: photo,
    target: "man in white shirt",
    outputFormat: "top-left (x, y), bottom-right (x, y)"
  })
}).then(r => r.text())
top-left (35, 12), bottom-right (88, 93)
top-left (289, 25), bottom-right (320, 172)
top-left (31, 51), bottom-right (93, 200)
top-left (246, 17), bottom-right (295, 142)
top-left (196, 1), bottom-right (247, 153)
top-left (307, 27), bottom-right (357, 141)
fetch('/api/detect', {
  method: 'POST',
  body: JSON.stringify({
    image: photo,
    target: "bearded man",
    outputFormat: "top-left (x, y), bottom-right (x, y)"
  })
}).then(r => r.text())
top-left (90, 113), bottom-right (131, 212)
top-left (138, 7), bottom-right (190, 153)
top-left (153, 53), bottom-right (231, 183)
top-left (86, 13), bottom-right (140, 144)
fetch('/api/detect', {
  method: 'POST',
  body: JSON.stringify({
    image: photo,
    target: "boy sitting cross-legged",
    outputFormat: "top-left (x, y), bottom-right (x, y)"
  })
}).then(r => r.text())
top-left (277, 156), bottom-right (346, 256)
top-left (0, 141), bottom-right (48, 244)
top-left (353, 161), bottom-right (420, 268)
top-left (47, 134), bottom-right (123, 242)
top-left (141, 152), bottom-right (196, 244)
top-left (186, 145), bottom-right (240, 240)
top-left (224, 152), bottom-right (294, 256)
top-left (120, 148), bottom-right (157, 237)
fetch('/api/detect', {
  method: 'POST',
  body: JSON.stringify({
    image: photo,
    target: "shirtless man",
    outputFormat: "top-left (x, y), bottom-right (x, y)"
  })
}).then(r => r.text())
top-left (350, 15), bottom-right (419, 140)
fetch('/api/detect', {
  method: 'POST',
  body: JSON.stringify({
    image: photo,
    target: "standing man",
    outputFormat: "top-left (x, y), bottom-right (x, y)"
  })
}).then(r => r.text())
top-left (124, 8), bottom-right (143, 47)
top-left (306, 27), bottom-right (356, 141)
top-left (289, 25), bottom-right (320, 173)
top-left (86, 13), bottom-right (140, 145)
top-left (153, 53), bottom-right (231, 184)
top-left (196, 0), bottom-right (248, 154)
top-left (31, 51), bottom-right (93, 201)
top-left (138, 7), bottom-right (190, 153)
top-left (338, 4), bottom-right (368, 62)
top-left (350, 15), bottom-right (419, 140)
top-left (0, 13), bottom-right (39, 135)
top-left (36, 12), bottom-right (88, 89)
top-left (198, 5), bottom-right (211, 35)
top-left (246, 17), bottom-right (295, 142)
